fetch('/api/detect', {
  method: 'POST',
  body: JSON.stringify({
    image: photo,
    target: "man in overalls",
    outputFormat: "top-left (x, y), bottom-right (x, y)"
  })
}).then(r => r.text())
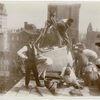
top-left (17, 39), bottom-right (53, 88)
top-left (17, 40), bottom-right (41, 88)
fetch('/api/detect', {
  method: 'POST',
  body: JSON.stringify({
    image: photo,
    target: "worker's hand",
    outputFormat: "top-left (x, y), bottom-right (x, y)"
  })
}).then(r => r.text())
top-left (22, 58), bottom-right (25, 62)
top-left (22, 57), bottom-right (28, 61)
top-left (46, 20), bottom-right (52, 27)
top-left (59, 76), bottom-right (64, 83)
top-left (63, 40), bottom-right (70, 49)
top-left (60, 75), bottom-right (63, 80)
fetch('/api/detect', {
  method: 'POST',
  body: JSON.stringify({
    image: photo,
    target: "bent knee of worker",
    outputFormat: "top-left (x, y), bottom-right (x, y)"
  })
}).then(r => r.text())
top-left (45, 58), bottom-right (53, 66)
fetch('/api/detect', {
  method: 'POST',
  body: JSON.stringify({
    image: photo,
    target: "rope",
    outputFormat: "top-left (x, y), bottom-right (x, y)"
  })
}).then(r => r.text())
top-left (33, 25), bottom-right (50, 46)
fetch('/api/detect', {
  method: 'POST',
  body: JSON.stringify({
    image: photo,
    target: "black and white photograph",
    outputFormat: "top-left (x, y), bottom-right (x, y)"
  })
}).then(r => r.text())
top-left (0, 0), bottom-right (100, 97)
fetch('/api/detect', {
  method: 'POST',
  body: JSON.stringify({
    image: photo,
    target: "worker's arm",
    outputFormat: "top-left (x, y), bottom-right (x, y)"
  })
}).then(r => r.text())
top-left (17, 46), bottom-right (28, 59)
top-left (60, 67), bottom-right (67, 78)
top-left (34, 43), bottom-right (44, 54)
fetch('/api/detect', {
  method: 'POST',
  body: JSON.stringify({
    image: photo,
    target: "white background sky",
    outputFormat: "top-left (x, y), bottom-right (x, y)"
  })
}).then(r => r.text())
top-left (1, 1), bottom-right (100, 34)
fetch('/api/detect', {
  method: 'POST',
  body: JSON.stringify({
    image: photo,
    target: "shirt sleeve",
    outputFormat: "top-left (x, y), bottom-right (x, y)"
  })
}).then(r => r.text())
top-left (33, 46), bottom-right (38, 55)
top-left (17, 46), bottom-right (28, 59)
top-left (60, 67), bottom-right (67, 78)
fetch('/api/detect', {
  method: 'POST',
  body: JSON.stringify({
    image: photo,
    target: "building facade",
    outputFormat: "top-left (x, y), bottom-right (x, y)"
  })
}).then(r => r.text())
top-left (0, 3), bottom-right (9, 77)
top-left (86, 23), bottom-right (100, 57)
top-left (0, 3), bottom-right (7, 52)
top-left (8, 22), bottom-right (39, 59)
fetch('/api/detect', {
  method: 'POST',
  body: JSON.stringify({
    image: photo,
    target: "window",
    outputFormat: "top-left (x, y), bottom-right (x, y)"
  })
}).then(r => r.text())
top-left (12, 36), bottom-right (14, 41)
top-left (0, 24), bottom-right (2, 28)
top-left (17, 36), bottom-right (19, 41)
top-left (97, 34), bottom-right (100, 38)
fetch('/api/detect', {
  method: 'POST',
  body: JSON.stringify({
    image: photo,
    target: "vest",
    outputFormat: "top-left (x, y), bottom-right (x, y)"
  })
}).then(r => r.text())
top-left (26, 44), bottom-right (36, 62)
top-left (57, 21), bottom-right (68, 39)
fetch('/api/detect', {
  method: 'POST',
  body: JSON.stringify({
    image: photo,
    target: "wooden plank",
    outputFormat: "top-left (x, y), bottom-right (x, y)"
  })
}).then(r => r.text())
top-left (4, 78), bottom-right (25, 96)
top-left (29, 87), bottom-right (42, 97)
top-left (4, 78), bottom-right (76, 97)
top-left (16, 79), bottom-right (35, 96)
top-left (16, 79), bottom-right (54, 97)
top-left (16, 85), bottom-right (30, 96)
top-left (36, 87), bottom-right (54, 97)
top-left (30, 80), bottom-right (53, 97)
top-left (16, 79), bottom-right (43, 97)
top-left (56, 87), bottom-right (74, 96)
top-left (55, 86), bottom-right (91, 96)
top-left (80, 87), bottom-right (90, 96)
top-left (4, 77), bottom-right (93, 97)
top-left (89, 86), bottom-right (100, 96)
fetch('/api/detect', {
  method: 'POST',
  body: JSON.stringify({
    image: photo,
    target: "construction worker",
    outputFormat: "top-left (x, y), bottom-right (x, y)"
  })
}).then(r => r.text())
top-left (17, 37), bottom-right (53, 88)
top-left (60, 66), bottom-right (83, 89)
top-left (56, 18), bottom-right (74, 46)
top-left (73, 43), bottom-right (89, 78)
top-left (35, 12), bottom-right (74, 49)
top-left (17, 39), bottom-right (41, 88)
top-left (46, 16), bottom-right (74, 48)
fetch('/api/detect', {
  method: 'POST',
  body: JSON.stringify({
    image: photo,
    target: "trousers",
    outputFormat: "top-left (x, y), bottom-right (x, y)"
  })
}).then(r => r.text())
top-left (25, 61), bottom-right (41, 87)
